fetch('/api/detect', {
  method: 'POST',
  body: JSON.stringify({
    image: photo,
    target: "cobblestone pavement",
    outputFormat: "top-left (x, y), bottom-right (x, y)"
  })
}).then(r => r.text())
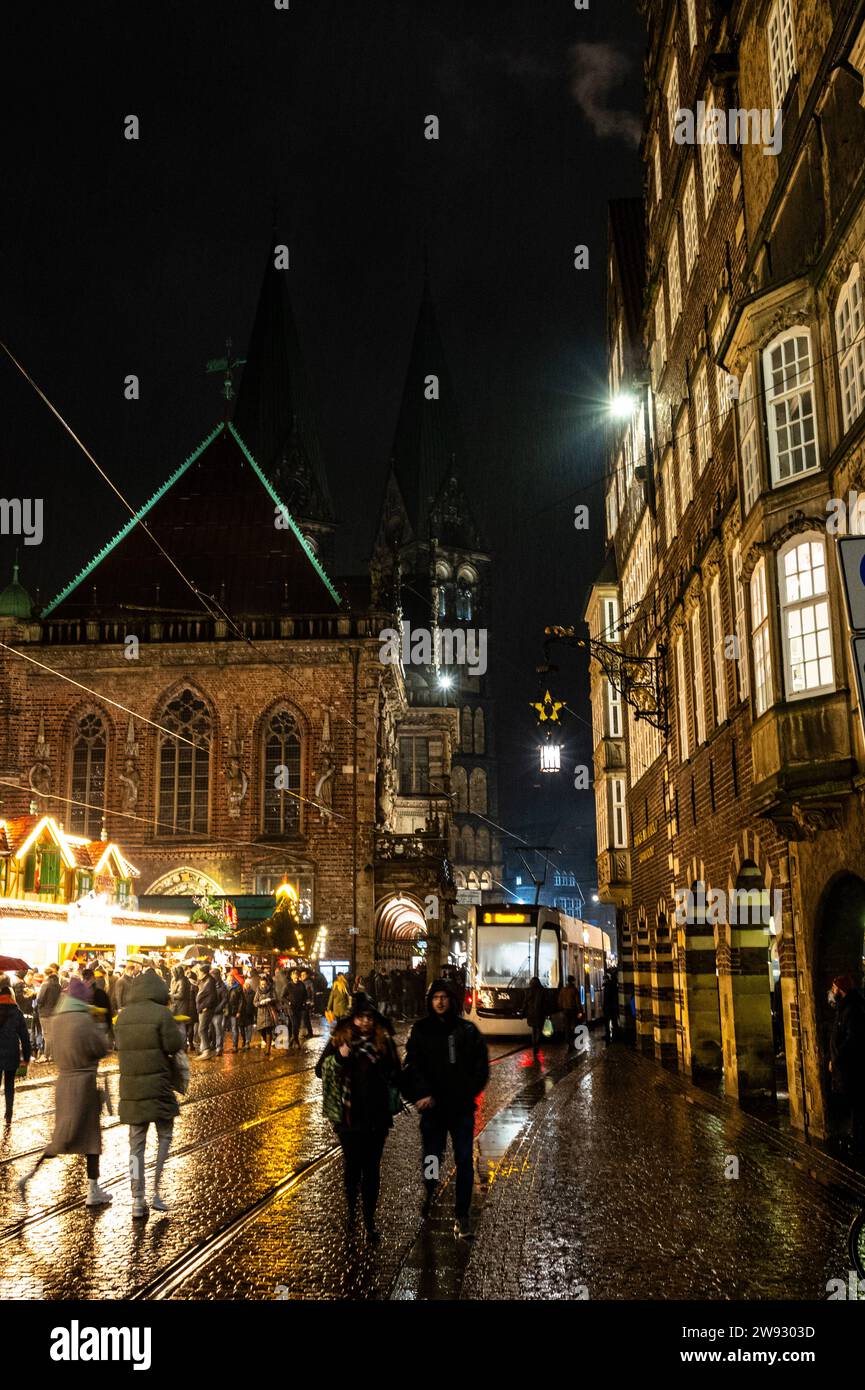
top-left (462, 1041), bottom-right (865, 1301)
top-left (2, 1030), bottom-right (862, 1301)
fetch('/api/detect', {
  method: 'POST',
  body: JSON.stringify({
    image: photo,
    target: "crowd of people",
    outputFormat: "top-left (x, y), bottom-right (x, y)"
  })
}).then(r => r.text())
top-left (5, 951), bottom-right (863, 1241)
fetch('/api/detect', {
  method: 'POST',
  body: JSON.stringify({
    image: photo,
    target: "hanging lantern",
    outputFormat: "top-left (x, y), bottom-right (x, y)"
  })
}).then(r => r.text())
top-left (539, 730), bottom-right (561, 774)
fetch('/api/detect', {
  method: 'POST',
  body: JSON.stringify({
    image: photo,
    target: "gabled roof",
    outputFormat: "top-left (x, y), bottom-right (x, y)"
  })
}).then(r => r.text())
top-left (43, 422), bottom-right (341, 618)
top-left (390, 272), bottom-right (466, 539)
top-left (233, 242), bottom-right (334, 528)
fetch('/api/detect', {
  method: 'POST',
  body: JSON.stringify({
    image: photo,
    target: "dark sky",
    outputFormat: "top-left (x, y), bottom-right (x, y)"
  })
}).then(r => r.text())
top-left (1, 0), bottom-right (643, 882)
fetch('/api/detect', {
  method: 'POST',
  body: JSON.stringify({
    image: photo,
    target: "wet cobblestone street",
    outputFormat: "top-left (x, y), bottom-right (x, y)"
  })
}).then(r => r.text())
top-left (2, 1031), bottom-right (863, 1301)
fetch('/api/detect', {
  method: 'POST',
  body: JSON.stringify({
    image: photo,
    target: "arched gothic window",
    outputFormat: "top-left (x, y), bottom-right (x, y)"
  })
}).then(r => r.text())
top-left (451, 766), bottom-right (468, 813)
top-left (461, 825), bottom-right (475, 862)
top-left (473, 708), bottom-right (485, 754)
top-left (461, 707), bottom-right (473, 752)
top-left (263, 709), bottom-right (302, 835)
top-left (70, 712), bottom-right (107, 837)
top-left (158, 689), bottom-right (212, 835)
top-left (469, 767), bottom-right (487, 814)
top-left (475, 827), bottom-right (490, 862)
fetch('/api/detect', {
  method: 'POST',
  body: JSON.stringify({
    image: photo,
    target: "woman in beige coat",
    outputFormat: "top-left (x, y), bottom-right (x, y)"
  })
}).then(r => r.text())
top-left (18, 975), bottom-right (111, 1206)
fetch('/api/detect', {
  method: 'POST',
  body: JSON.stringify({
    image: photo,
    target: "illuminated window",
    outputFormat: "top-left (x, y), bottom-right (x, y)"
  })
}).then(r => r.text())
top-left (732, 543), bottom-right (750, 701)
top-left (666, 58), bottom-right (680, 144)
top-left (683, 167), bottom-right (699, 279)
top-left (677, 405), bottom-right (693, 509)
top-left (686, 0), bottom-right (698, 50)
top-left (763, 329), bottom-right (819, 484)
top-left (835, 265), bottom-right (865, 433)
top-left (767, 0), bottom-right (796, 113)
top-left (690, 605), bottom-right (707, 745)
top-left (675, 635), bottom-right (690, 762)
top-left (778, 536), bottom-right (834, 697)
top-left (611, 777), bottom-right (628, 848)
top-left (739, 364), bottom-right (760, 513)
top-left (695, 363), bottom-right (711, 474)
top-left (750, 560), bottom-right (773, 717)
top-left (709, 575), bottom-right (727, 725)
top-left (667, 224), bottom-right (682, 326)
top-left (701, 90), bottom-right (720, 215)
top-left (663, 450), bottom-right (677, 550)
top-left (399, 737), bottom-right (430, 795)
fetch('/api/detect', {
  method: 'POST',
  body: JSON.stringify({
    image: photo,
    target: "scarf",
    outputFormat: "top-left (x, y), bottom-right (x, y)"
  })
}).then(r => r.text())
top-left (0, 993), bottom-right (15, 1006)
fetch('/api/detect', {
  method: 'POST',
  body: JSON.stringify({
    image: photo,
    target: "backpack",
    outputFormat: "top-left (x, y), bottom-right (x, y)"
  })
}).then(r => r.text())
top-left (321, 1053), bottom-right (347, 1126)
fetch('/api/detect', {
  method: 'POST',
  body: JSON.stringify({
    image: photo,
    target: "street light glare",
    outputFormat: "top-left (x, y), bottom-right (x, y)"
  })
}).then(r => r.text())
top-left (610, 391), bottom-right (635, 419)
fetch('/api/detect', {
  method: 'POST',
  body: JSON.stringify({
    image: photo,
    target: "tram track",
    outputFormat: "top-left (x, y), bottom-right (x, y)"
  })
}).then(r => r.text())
top-left (1, 1037), bottom-right (529, 1245)
top-left (129, 1040), bottom-right (553, 1301)
top-left (0, 1054), bottom-right (321, 1167)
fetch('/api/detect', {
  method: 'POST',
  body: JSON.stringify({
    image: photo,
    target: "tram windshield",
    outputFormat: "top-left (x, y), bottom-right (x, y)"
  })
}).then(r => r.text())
top-left (477, 926), bottom-right (535, 988)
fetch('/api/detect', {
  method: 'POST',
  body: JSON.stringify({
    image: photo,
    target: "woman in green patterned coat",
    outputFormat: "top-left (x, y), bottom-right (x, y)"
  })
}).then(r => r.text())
top-left (315, 992), bottom-right (400, 1243)
top-left (115, 970), bottom-right (185, 1218)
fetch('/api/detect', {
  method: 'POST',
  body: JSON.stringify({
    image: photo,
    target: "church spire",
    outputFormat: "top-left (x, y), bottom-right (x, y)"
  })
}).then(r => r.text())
top-left (234, 233), bottom-right (334, 532)
top-left (390, 266), bottom-right (464, 541)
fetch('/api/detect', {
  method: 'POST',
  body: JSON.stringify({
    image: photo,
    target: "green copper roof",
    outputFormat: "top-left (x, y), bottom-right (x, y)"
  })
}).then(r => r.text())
top-left (43, 421), bottom-right (226, 616)
top-left (0, 563), bottom-right (33, 619)
top-left (43, 420), bottom-right (342, 615)
top-left (226, 422), bottom-right (341, 606)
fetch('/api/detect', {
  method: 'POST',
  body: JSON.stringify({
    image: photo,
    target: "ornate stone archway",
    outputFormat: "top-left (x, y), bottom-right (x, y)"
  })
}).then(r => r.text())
top-left (144, 867), bottom-right (225, 897)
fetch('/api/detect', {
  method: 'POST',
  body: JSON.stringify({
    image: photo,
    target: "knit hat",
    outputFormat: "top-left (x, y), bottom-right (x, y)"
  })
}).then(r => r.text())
top-left (67, 975), bottom-right (93, 1002)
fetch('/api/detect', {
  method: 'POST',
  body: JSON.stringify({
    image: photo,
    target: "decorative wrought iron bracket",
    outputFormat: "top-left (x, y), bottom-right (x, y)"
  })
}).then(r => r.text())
top-left (540, 625), bottom-right (669, 736)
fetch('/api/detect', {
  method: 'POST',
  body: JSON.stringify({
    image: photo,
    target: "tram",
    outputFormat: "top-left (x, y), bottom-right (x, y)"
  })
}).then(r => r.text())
top-left (464, 904), bottom-right (611, 1037)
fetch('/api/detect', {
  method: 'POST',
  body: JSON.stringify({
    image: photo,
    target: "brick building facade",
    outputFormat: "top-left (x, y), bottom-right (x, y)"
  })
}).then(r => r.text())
top-left (588, 0), bottom-right (865, 1138)
top-left (0, 249), bottom-right (507, 975)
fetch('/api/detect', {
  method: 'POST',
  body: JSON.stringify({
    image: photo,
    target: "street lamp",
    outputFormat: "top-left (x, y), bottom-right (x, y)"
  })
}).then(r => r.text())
top-left (609, 391), bottom-right (636, 420)
top-left (539, 731), bottom-right (561, 774)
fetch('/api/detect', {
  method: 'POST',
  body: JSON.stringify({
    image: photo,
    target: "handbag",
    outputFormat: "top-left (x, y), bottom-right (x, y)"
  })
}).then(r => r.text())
top-left (167, 1049), bottom-right (190, 1095)
top-left (542, 1016), bottom-right (555, 1039)
top-left (321, 1052), bottom-right (347, 1125)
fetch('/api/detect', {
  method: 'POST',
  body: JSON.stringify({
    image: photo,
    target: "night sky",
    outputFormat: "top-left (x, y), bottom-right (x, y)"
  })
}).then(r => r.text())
top-left (1, 0), bottom-right (643, 883)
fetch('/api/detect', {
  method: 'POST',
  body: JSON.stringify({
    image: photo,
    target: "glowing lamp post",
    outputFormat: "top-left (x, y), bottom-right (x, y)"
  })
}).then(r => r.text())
top-left (539, 731), bottom-right (561, 774)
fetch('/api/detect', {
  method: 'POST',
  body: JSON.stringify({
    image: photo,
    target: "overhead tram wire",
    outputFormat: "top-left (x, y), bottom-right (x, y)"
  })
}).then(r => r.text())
top-left (0, 776), bottom-right (346, 858)
top-left (0, 338), bottom-right (363, 738)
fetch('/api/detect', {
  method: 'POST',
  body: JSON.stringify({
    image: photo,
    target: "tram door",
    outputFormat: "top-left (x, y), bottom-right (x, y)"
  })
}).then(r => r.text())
top-left (536, 923), bottom-right (562, 991)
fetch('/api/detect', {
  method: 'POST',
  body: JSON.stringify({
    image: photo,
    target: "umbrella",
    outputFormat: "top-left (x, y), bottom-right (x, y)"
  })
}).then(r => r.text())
top-left (0, 955), bottom-right (31, 973)
top-left (181, 945), bottom-right (214, 963)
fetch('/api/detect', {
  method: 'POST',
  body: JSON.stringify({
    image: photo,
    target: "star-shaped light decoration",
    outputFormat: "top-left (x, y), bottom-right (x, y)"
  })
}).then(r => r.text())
top-left (530, 690), bottom-right (564, 724)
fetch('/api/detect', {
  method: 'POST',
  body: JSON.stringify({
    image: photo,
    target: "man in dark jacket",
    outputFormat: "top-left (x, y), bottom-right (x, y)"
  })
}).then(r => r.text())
top-left (196, 967), bottom-right (217, 1058)
top-left (114, 961), bottom-right (140, 1014)
top-left (401, 978), bottom-right (490, 1239)
top-left (602, 967), bottom-right (620, 1041)
top-left (0, 974), bottom-right (32, 1123)
top-left (36, 965), bottom-right (61, 1063)
top-left (829, 974), bottom-right (865, 1158)
top-left (286, 971), bottom-right (309, 1048)
top-left (115, 970), bottom-right (185, 1217)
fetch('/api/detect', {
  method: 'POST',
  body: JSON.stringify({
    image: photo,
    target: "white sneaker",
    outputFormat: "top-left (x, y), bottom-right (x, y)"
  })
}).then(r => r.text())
top-left (85, 1183), bottom-right (113, 1207)
top-left (198, 1049), bottom-right (213, 1059)
top-left (131, 1197), bottom-right (148, 1218)
top-left (151, 1192), bottom-right (169, 1212)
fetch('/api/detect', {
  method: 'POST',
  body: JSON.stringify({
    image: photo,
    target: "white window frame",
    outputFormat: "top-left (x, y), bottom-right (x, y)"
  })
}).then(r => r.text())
top-left (732, 542), bottom-right (750, 701)
top-left (694, 363), bottom-right (711, 474)
top-left (611, 776), bottom-right (628, 848)
top-left (767, 0), bottom-right (797, 114)
top-left (763, 328), bottom-right (820, 485)
top-left (709, 575), bottom-right (728, 725)
top-left (667, 224), bottom-right (682, 327)
top-left (677, 405), bottom-right (693, 510)
top-left (597, 774), bottom-right (609, 851)
top-left (683, 167), bottom-right (699, 279)
top-left (686, 0), bottom-right (698, 51)
top-left (607, 679), bottom-right (623, 738)
top-left (701, 89), bottom-right (720, 215)
top-left (690, 606), bottom-right (707, 745)
top-left (675, 634), bottom-right (690, 762)
top-left (739, 364), bottom-right (760, 513)
top-left (777, 534), bottom-right (835, 699)
top-left (835, 264), bottom-right (865, 434)
top-left (750, 558), bottom-right (773, 717)
top-left (667, 59), bottom-right (680, 144)
top-left (602, 594), bottom-right (620, 642)
top-left (663, 448), bottom-right (677, 550)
